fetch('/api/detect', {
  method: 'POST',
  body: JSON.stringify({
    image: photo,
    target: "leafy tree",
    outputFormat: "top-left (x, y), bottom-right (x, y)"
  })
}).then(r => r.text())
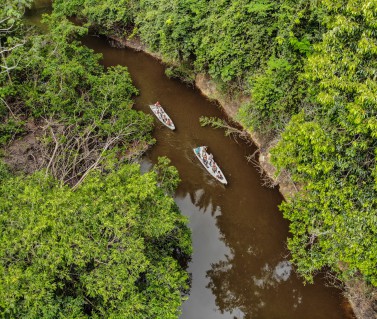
top-left (1, 13), bottom-right (154, 183)
top-left (0, 7), bottom-right (192, 319)
top-left (133, 0), bottom-right (323, 132)
top-left (238, 57), bottom-right (298, 133)
top-left (134, 0), bottom-right (203, 63)
top-left (0, 162), bottom-right (191, 318)
top-left (52, 0), bottom-right (324, 133)
top-left (0, 0), bottom-right (34, 144)
top-left (272, 0), bottom-right (377, 286)
top-left (0, 2), bottom-right (191, 318)
top-left (53, 0), bottom-right (137, 37)
top-left (0, 160), bottom-right (10, 179)
top-left (25, 0), bottom-right (377, 302)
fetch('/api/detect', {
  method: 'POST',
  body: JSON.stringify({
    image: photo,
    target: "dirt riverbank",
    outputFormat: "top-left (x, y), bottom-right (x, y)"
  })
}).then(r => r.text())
top-left (108, 35), bottom-right (297, 200)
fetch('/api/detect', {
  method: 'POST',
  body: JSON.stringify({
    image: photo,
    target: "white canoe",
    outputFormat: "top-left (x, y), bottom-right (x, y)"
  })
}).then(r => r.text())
top-left (150, 104), bottom-right (175, 130)
top-left (193, 146), bottom-right (228, 185)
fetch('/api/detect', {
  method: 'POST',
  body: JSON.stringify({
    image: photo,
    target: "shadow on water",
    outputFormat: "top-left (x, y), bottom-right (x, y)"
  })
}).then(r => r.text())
top-left (26, 6), bottom-right (354, 318)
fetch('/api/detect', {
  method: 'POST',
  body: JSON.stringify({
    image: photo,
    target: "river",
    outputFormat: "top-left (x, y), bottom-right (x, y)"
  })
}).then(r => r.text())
top-left (28, 4), bottom-right (354, 319)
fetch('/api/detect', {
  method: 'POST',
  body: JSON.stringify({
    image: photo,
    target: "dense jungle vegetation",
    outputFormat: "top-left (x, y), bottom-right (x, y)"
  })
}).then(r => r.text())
top-left (0, 1), bottom-right (191, 318)
top-left (52, 0), bottom-right (377, 313)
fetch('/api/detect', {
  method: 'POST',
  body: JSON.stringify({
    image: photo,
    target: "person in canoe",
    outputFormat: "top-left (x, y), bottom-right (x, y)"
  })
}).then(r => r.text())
top-left (203, 153), bottom-right (208, 166)
top-left (154, 101), bottom-right (163, 116)
top-left (166, 117), bottom-right (173, 127)
top-left (201, 147), bottom-right (208, 166)
top-left (211, 161), bottom-right (217, 173)
top-left (208, 153), bottom-right (214, 166)
top-left (216, 171), bottom-right (224, 180)
top-left (162, 114), bottom-right (173, 127)
top-left (201, 146), bottom-right (208, 157)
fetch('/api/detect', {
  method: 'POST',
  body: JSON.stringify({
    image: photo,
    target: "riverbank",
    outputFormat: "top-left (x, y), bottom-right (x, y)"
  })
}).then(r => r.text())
top-left (108, 35), bottom-right (375, 319)
top-left (109, 35), bottom-right (299, 200)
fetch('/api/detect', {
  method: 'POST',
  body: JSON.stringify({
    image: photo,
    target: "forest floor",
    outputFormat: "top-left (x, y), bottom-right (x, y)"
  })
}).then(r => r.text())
top-left (3, 120), bottom-right (44, 174)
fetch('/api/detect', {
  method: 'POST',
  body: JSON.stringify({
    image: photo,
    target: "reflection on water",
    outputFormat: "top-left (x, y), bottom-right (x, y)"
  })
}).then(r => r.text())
top-left (207, 258), bottom-right (296, 318)
top-left (86, 36), bottom-right (353, 319)
top-left (26, 7), bottom-right (355, 317)
top-left (189, 188), bottom-right (221, 216)
top-left (175, 193), bottom-right (239, 319)
top-left (273, 260), bottom-right (293, 282)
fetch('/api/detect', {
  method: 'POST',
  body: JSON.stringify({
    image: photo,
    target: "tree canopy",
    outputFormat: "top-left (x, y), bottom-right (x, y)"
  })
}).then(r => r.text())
top-left (271, 0), bottom-right (377, 286)
top-left (0, 163), bottom-right (191, 318)
top-left (0, 4), bottom-right (192, 318)
top-left (51, 0), bottom-right (377, 290)
top-left (3, 0), bottom-right (377, 315)
top-left (1, 12), bottom-right (154, 184)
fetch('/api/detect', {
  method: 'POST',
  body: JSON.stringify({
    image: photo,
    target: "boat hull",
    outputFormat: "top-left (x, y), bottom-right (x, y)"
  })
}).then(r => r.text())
top-left (193, 146), bottom-right (227, 185)
top-left (150, 105), bottom-right (175, 130)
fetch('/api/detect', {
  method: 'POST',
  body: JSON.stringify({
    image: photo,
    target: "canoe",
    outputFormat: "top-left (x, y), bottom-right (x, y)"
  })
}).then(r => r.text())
top-left (193, 146), bottom-right (228, 185)
top-left (149, 104), bottom-right (175, 130)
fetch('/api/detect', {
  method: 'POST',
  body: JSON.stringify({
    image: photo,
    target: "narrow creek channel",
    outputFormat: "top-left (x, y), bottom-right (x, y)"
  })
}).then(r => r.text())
top-left (82, 36), bottom-right (354, 319)
top-left (28, 5), bottom-right (355, 319)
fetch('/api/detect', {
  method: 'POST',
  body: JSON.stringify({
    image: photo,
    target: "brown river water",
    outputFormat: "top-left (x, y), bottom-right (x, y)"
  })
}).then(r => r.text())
top-left (27, 5), bottom-right (354, 319)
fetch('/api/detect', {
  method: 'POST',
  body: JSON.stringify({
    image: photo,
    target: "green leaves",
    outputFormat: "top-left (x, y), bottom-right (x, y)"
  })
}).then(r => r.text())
top-left (152, 157), bottom-right (181, 195)
top-left (239, 57), bottom-right (298, 133)
top-left (0, 0), bottom-right (34, 23)
top-left (1, 13), bottom-right (154, 181)
top-left (272, 111), bottom-right (336, 180)
top-left (271, 0), bottom-right (377, 287)
top-left (53, 0), bottom-right (136, 37)
top-left (280, 175), bottom-right (377, 285)
top-left (0, 6), bottom-right (191, 318)
top-left (0, 164), bottom-right (190, 318)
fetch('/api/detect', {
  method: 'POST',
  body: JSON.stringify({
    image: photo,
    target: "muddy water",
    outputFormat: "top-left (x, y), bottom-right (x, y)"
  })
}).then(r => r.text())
top-left (27, 5), bottom-right (353, 318)
top-left (80, 36), bottom-right (353, 319)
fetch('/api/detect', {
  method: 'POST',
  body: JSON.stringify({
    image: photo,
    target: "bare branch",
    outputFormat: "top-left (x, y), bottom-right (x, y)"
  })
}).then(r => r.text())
top-left (0, 42), bottom-right (24, 55)
top-left (45, 126), bottom-right (60, 177)
top-left (0, 18), bottom-right (14, 32)
top-left (72, 136), bottom-right (120, 190)
top-left (0, 97), bottom-right (17, 119)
